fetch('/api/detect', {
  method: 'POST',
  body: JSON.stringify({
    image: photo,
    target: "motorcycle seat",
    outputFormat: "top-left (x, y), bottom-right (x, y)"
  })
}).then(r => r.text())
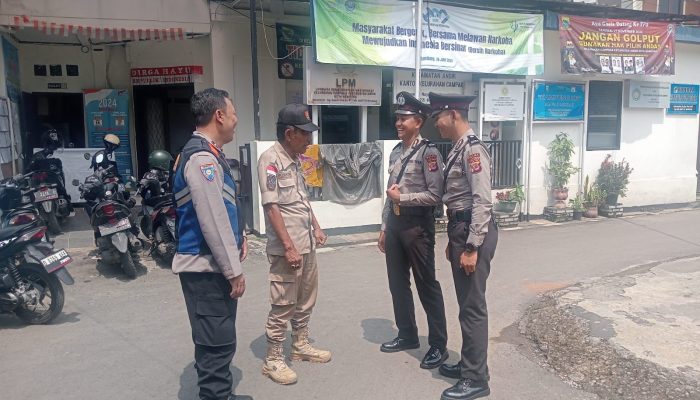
top-left (0, 224), bottom-right (28, 241)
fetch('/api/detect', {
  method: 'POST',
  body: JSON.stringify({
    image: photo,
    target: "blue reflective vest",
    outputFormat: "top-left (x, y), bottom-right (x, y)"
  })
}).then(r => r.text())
top-left (173, 134), bottom-right (242, 254)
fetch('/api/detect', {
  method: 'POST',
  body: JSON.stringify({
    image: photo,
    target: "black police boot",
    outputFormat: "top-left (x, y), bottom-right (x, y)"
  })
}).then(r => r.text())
top-left (420, 346), bottom-right (448, 369)
top-left (440, 379), bottom-right (490, 400)
top-left (380, 337), bottom-right (420, 353)
top-left (438, 362), bottom-right (461, 379)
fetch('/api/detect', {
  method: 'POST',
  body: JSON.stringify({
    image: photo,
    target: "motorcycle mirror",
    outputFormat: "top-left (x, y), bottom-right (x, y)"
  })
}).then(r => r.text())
top-left (95, 153), bottom-right (105, 164)
top-left (83, 152), bottom-right (91, 160)
top-left (71, 179), bottom-right (80, 186)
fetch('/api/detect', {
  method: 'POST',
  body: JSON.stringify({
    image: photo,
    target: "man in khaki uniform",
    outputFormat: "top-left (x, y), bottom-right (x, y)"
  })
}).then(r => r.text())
top-left (377, 91), bottom-right (449, 370)
top-left (257, 103), bottom-right (330, 385)
top-left (429, 93), bottom-right (498, 400)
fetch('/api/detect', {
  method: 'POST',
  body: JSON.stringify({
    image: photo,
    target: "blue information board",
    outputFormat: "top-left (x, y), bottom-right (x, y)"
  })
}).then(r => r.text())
top-left (667, 84), bottom-right (699, 115)
top-left (533, 82), bottom-right (585, 121)
top-left (83, 89), bottom-right (132, 176)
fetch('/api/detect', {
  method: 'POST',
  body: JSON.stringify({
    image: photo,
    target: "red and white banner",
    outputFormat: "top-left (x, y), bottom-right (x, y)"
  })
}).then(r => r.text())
top-left (131, 66), bottom-right (204, 86)
top-left (11, 15), bottom-right (186, 42)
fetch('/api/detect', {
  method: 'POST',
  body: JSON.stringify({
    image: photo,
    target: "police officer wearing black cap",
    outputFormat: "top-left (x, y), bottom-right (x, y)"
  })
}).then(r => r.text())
top-left (377, 91), bottom-right (449, 370)
top-left (429, 92), bottom-right (498, 400)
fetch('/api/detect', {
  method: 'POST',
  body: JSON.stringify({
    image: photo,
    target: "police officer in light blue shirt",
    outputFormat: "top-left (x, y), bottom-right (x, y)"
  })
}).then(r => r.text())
top-left (172, 88), bottom-right (251, 400)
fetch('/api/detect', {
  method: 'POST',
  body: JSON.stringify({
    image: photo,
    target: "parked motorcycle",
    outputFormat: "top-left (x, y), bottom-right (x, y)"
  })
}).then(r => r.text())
top-left (0, 174), bottom-right (44, 229)
top-left (25, 129), bottom-right (74, 234)
top-left (0, 219), bottom-right (74, 324)
top-left (138, 150), bottom-right (176, 263)
top-left (76, 160), bottom-right (141, 279)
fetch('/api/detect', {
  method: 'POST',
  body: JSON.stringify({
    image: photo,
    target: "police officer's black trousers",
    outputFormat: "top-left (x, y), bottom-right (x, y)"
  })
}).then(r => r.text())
top-left (180, 272), bottom-right (238, 400)
top-left (385, 213), bottom-right (448, 350)
top-left (447, 218), bottom-right (498, 382)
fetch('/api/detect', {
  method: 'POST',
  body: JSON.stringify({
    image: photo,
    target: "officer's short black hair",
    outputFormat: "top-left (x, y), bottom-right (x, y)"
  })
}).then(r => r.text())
top-left (191, 88), bottom-right (230, 127)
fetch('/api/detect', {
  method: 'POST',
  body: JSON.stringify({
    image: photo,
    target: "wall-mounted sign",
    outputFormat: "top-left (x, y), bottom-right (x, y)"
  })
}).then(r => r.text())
top-left (303, 47), bottom-right (381, 106)
top-left (392, 70), bottom-right (468, 103)
top-left (626, 80), bottom-right (670, 108)
top-left (47, 82), bottom-right (67, 89)
top-left (131, 65), bottom-right (203, 86)
top-left (276, 23), bottom-right (310, 80)
top-left (313, 0), bottom-right (544, 75)
top-left (533, 82), bottom-right (585, 121)
top-left (483, 84), bottom-right (525, 121)
top-left (84, 89), bottom-right (133, 176)
top-left (559, 15), bottom-right (675, 75)
top-left (667, 84), bottom-right (699, 114)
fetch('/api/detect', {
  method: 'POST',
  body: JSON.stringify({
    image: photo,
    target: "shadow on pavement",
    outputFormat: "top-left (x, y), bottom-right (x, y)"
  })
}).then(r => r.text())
top-left (95, 253), bottom-right (148, 282)
top-left (361, 317), bottom-right (458, 383)
top-left (178, 361), bottom-right (243, 400)
top-left (0, 310), bottom-right (81, 330)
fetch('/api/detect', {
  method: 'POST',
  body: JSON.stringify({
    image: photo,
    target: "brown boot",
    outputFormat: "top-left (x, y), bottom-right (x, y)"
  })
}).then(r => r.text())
top-left (290, 327), bottom-right (331, 363)
top-left (262, 342), bottom-right (298, 385)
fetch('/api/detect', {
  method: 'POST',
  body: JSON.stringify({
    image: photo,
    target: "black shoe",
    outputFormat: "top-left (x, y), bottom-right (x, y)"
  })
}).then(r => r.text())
top-left (380, 337), bottom-right (420, 353)
top-left (420, 346), bottom-right (448, 369)
top-left (228, 395), bottom-right (253, 400)
top-left (440, 379), bottom-right (490, 400)
top-left (438, 362), bottom-right (461, 379)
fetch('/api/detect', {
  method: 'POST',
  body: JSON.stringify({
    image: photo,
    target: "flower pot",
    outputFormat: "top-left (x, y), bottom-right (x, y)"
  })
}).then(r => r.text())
top-left (583, 207), bottom-right (598, 218)
top-left (605, 193), bottom-right (619, 206)
top-left (573, 210), bottom-right (583, 220)
top-left (552, 188), bottom-right (569, 208)
top-left (495, 201), bottom-right (517, 213)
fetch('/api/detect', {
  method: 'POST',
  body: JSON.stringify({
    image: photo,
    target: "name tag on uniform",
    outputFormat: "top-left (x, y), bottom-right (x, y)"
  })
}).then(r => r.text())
top-left (393, 202), bottom-right (401, 216)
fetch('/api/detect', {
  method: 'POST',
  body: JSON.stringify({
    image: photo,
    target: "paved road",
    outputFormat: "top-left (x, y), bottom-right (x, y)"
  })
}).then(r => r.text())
top-left (2, 209), bottom-right (699, 400)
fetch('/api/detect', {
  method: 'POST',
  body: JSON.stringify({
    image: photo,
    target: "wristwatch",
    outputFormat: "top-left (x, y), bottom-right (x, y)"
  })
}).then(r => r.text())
top-left (465, 243), bottom-right (479, 253)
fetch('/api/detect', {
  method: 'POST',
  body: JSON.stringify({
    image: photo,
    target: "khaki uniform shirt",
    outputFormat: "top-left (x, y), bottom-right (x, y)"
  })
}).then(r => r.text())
top-left (172, 133), bottom-right (242, 280)
top-left (381, 136), bottom-right (444, 230)
top-left (258, 142), bottom-right (314, 256)
top-left (442, 130), bottom-right (493, 247)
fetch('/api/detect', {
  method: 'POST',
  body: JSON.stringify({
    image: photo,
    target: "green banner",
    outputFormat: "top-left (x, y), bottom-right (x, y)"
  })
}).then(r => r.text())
top-left (313, 0), bottom-right (544, 75)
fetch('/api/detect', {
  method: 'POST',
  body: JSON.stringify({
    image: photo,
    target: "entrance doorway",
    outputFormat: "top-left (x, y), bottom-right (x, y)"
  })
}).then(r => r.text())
top-left (133, 84), bottom-right (195, 176)
top-left (319, 106), bottom-right (359, 144)
top-left (20, 92), bottom-right (85, 157)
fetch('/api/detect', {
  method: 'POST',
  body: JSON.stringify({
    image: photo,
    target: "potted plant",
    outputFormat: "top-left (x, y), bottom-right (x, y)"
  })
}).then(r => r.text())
top-left (582, 175), bottom-right (605, 218)
top-left (569, 192), bottom-right (585, 220)
top-left (597, 155), bottom-right (633, 206)
top-left (546, 132), bottom-right (579, 207)
top-left (494, 184), bottom-right (525, 213)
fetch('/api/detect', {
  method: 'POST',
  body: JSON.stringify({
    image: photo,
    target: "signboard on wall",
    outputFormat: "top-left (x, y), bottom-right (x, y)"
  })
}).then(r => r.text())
top-left (276, 23), bottom-right (311, 80)
top-left (392, 70), bottom-right (468, 103)
top-left (625, 80), bottom-right (670, 108)
top-left (483, 84), bottom-right (525, 121)
top-left (84, 89), bottom-right (133, 176)
top-left (559, 15), bottom-right (676, 75)
top-left (667, 84), bottom-right (699, 114)
top-left (533, 82), bottom-right (585, 121)
top-left (303, 47), bottom-right (382, 106)
top-left (313, 0), bottom-right (544, 75)
top-left (131, 65), bottom-right (203, 86)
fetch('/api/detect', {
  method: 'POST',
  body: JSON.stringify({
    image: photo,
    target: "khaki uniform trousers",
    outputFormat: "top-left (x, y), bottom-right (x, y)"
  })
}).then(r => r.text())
top-left (265, 251), bottom-right (318, 343)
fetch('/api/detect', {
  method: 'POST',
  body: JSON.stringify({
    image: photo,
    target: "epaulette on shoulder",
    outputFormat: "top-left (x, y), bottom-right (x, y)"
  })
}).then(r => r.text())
top-left (467, 135), bottom-right (481, 146)
top-left (392, 142), bottom-right (402, 150)
top-left (423, 138), bottom-right (436, 147)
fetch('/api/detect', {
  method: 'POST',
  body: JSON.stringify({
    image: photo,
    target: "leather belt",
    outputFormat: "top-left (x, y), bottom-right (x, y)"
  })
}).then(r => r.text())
top-left (447, 208), bottom-right (472, 223)
top-left (392, 203), bottom-right (433, 217)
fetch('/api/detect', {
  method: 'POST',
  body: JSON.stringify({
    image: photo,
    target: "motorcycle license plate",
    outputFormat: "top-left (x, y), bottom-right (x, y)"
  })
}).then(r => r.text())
top-left (35, 188), bottom-right (58, 202)
top-left (98, 218), bottom-right (131, 236)
top-left (40, 249), bottom-right (72, 273)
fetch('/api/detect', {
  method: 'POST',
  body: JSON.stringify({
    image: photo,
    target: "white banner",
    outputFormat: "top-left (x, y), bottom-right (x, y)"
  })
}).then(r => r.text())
top-left (392, 70), bottom-right (469, 103)
top-left (483, 84), bottom-right (525, 121)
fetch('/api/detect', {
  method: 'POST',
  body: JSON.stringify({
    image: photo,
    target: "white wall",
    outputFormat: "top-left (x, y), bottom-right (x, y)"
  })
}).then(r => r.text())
top-left (249, 140), bottom-right (396, 234)
top-left (525, 31), bottom-right (700, 214)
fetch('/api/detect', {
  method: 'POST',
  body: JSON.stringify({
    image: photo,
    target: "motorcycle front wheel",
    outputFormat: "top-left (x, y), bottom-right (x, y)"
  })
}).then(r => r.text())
top-left (15, 263), bottom-right (65, 324)
top-left (39, 208), bottom-right (62, 235)
top-left (119, 251), bottom-right (137, 279)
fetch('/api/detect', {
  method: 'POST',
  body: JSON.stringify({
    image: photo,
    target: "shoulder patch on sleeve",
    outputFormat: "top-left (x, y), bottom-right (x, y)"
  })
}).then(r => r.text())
top-left (200, 163), bottom-right (217, 181)
top-left (425, 153), bottom-right (439, 172)
top-left (266, 164), bottom-right (278, 190)
top-left (467, 152), bottom-right (482, 174)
